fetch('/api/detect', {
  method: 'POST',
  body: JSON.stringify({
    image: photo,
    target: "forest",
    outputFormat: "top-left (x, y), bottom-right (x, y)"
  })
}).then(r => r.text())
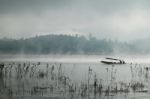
top-left (0, 34), bottom-right (144, 55)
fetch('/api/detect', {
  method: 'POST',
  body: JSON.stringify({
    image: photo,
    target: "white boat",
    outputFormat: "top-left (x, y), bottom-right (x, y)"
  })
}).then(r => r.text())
top-left (101, 58), bottom-right (125, 65)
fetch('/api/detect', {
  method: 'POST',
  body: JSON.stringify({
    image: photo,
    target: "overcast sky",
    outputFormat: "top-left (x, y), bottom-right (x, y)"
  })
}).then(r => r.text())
top-left (0, 0), bottom-right (150, 41)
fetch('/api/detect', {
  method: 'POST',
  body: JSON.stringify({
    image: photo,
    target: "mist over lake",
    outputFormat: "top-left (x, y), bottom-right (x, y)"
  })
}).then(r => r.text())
top-left (1, 35), bottom-right (150, 99)
top-left (1, 0), bottom-right (150, 99)
top-left (0, 54), bottom-right (150, 99)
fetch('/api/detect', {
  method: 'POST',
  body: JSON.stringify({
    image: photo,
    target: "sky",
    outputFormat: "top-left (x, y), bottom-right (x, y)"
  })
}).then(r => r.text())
top-left (0, 0), bottom-right (150, 41)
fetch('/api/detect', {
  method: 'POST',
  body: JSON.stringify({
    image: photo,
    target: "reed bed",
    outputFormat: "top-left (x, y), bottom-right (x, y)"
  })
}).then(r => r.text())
top-left (0, 61), bottom-right (150, 99)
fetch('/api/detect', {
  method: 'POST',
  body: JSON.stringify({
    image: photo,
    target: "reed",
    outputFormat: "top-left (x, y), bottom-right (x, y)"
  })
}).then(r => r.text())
top-left (0, 61), bottom-right (150, 99)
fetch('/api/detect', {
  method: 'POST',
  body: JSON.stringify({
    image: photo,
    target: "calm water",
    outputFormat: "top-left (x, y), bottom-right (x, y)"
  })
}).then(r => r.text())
top-left (0, 55), bottom-right (150, 99)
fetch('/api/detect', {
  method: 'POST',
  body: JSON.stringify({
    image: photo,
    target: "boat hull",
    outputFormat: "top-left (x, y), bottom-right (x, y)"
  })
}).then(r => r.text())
top-left (101, 61), bottom-right (125, 65)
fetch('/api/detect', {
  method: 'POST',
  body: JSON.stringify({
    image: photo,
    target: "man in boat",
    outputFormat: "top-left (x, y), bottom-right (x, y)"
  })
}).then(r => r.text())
top-left (119, 60), bottom-right (125, 64)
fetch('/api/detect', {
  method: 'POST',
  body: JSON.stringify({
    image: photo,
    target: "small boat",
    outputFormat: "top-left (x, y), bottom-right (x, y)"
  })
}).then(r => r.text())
top-left (101, 58), bottom-right (125, 65)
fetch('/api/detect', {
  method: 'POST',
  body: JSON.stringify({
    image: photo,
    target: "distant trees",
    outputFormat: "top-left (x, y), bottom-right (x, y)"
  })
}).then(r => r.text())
top-left (0, 34), bottom-right (137, 55)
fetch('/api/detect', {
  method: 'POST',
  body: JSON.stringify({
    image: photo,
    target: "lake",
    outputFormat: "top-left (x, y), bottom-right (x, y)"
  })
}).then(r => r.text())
top-left (0, 55), bottom-right (150, 99)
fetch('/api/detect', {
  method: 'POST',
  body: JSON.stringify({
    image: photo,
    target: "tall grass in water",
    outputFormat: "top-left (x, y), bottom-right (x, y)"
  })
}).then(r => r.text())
top-left (0, 62), bottom-right (149, 99)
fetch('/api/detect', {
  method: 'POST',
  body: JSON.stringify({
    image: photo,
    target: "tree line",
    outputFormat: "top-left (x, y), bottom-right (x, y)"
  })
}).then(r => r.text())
top-left (0, 34), bottom-right (139, 55)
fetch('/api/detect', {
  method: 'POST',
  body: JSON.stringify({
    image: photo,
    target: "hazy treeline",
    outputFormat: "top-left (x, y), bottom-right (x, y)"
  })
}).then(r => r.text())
top-left (0, 34), bottom-right (140, 55)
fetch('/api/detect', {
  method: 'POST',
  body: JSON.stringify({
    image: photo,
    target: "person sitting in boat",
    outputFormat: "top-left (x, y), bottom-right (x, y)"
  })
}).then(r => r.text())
top-left (119, 60), bottom-right (122, 64)
top-left (122, 61), bottom-right (125, 64)
top-left (119, 60), bottom-right (125, 64)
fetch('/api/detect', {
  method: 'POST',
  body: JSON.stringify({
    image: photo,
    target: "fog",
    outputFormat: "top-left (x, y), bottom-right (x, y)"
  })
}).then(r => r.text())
top-left (0, 0), bottom-right (150, 41)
